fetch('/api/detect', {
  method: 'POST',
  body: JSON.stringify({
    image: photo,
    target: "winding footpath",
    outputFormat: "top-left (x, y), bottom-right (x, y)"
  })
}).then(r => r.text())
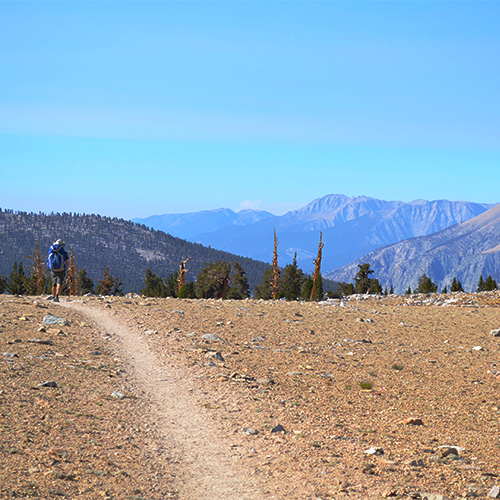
top-left (61, 300), bottom-right (266, 500)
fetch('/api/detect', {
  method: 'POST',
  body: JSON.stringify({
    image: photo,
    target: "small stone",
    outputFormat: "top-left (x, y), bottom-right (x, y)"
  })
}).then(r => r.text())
top-left (410, 458), bottom-right (425, 467)
top-left (491, 329), bottom-right (500, 337)
top-left (438, 446), bottom-right (460, 458)
top-left (144, 330), bottom-right (158, 335)
top-left (402, 418), bottom-right (424, 426)
top-left (256, 377), bottom-right (274, 386)
top-left (241, 428), bottom-right (259, 435)
top-left (111, 391), bottom-right (125, 399)
top-left (488, 485), bottom-right (500, 498)
top-left (287, 371), bottom-right (303, 376)
top-left (28, 339), bottom-right (55, 346)
top-left (472, 346), bottom-right (484, 351)
top-left (38, 381), bottom-right (58, 388)
top-left (2, 352), bottom-right (19, 358)
top-left (90, 351), bottom-right (102, 356)
top-left (202, 334), bottom-right (222, 342)
top-left (171, 310), bottom-right (184, 315)
top-left (420, 494), bottom-right (451, 500)
top-left (271, 424), bottom-right (286, 433)
top-left (364, 446), bottom-right (384, 456)
top-left (42, 314), bottom-right (69, 326)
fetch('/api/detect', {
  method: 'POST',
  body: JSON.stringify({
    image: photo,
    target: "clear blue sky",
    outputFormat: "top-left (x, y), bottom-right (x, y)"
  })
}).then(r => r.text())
top-left (1, 1), bottom-right (499, 219)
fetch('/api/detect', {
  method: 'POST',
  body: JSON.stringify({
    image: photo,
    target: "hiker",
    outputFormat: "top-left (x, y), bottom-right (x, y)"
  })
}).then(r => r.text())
top-left (47, 239), bottom-right (70, 302)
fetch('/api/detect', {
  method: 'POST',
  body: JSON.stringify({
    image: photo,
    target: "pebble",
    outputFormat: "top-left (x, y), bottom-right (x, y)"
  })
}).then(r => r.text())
top-left (38, 381), bottom-right (58, 388)
top-left (241, 428), bottom-right (259, 435)
top-left (491, 329), bottom-right (500, 337)
top-left (28, 339), bottom-right (55, 346)
top-left (256, 377), bottom-right (274, 386)
top-left (171, 310), bottom-right (184, 315)
top-left (111, 391), bottom-right (125, 399)
top-left (489, 485), bottom-right (500, 498)
top-left (2, 352), bottom-right (19, 358)
top-left (42, 314), bottom-right (69, 326)
top-left (410, 458), bottom-right (425, 467)
top-left (202, 334), bottom-right (223, 341)
top-left (271, 424), bottom-right (286, 433)
top-left (402, 417), bottom-right (424, 426)
top-left (364, 446), bottom-right (384, 456)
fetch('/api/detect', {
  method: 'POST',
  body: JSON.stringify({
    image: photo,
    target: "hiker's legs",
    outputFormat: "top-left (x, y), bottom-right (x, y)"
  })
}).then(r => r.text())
top-left (51, 272), bottom-right (65, 298)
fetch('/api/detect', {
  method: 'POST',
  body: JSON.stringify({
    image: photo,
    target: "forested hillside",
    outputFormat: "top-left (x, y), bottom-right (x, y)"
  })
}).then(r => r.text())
top-left (0, 209), bottom-right (272, 293)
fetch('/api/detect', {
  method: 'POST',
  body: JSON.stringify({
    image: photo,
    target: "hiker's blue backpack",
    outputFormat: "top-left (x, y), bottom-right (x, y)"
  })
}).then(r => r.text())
top-left (47, 246), bottom-right (65, 272)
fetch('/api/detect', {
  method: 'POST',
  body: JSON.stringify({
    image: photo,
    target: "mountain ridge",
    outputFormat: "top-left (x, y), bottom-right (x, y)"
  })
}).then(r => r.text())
top-left (325, 203), bottom-right (500, 293)
top-left (134, 194), bottom-right (494, 274)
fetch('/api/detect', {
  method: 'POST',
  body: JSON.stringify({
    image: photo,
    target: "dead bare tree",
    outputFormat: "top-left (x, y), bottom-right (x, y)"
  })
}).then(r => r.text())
top-left (29, 242), bottom-right (44, 295)
top-left (272, 228), bottom-right (279, 300)
top-left (310, 232), bottom-right (324, 301)
top-left (68, 247), bottom-right (79, 296)
top-left (178, 257), bottom-right (190, 294)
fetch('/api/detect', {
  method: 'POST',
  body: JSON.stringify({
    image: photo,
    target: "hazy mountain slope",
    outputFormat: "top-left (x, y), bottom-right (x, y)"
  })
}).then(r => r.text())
top-left (191, 195), bottom-right (493, 273)
top-left (326, 203), bottom-right (500, 294)
top-left (0, 209), bottom-right (272, 293)
top-left (133, 208), bottom-right (275, 240)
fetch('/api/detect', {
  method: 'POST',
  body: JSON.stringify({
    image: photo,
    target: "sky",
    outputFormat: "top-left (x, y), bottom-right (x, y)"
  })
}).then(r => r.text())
top-left (1, 1), bottom-right (499, 220)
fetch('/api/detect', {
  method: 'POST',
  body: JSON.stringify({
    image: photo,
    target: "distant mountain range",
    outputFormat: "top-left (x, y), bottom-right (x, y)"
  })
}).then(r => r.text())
top-left (0, 209), bottom-right (272, 293)
top-left (134, 194), bottom-right (494, 274)
top-left (326, 203), bottom-right (500, 294)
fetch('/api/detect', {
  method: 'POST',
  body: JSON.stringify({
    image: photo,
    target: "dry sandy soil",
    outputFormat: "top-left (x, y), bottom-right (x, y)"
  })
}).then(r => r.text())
top-left (1, 292), bottom-right (500, 500)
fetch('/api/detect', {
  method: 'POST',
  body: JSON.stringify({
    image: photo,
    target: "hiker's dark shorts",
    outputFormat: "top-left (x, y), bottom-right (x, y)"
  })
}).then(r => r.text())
top-left (51, 271), bottom-right (66, 287)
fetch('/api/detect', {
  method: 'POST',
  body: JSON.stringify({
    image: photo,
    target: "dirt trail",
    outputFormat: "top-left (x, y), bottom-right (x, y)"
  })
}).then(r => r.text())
top-left (61, 300), bottom-right (267, 500)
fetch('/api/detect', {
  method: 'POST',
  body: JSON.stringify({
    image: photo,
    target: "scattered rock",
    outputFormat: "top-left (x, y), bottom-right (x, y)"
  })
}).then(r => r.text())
top-left (111, 391), bottom-right (125, 399)
top-left (171, 310), bottom-right (184, 315)
top-left (488, 485), bottom-right (500, 498)
top-left (144, 329), bottom-right (158, 335)
top-left (241, 428), bottom-right (259, 435)
top-left (28, 339), bottom-right (55, 346)
top-left (271, 424), bottom-right (286, 433)
top-left (256, 377), bottom-right (274, 386)
top-left (472, 346), bottom-right (484, 351)
top-left (420, 494), bottom-right (451, 500)
top-left (401, 417), bottom-right (424, 426)
top-left (410, 458), bottom-right (425, 467)
top-left (364, 446), bottom-right (384, 456)
top-left (42, 314), bottom-right (69, 326)
top-left (38, 381), bottom-right (58, 388)
top-left (2, 352), bottom-right (19, 358)
top-left (438, 446), bottom-right (461, 458)
top-left (287, 371), bottom-right (303, 376)
top-left (490, 329), bottom-right (500, 337)
top-left (202, 333), bottom-right (223, 342)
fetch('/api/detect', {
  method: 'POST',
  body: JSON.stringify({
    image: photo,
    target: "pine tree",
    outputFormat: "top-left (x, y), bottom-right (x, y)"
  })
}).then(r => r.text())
top-left (96, 266), bottom-right (113, 296)
top-left (280, 253), bottom-right (305, 301)
top-left (0, 275), bottom-right (6, 294)
top-left (450, 277), bottom-right (464, 292)
top-left (338, 281), bottom-right (354, 296)
top-left (405, 286), bottom-right (412, 295)
top-left (78, 269), bottom-right (94, 295)
top-left (196, 261), bottom-right (232, 299)
top-left (485, 275), bottom-right (497, 291)
top-left (441, 285), bottom-right (448, 294)
top-left (165, 271), bottom-right (179, 298)
top-left (477, 275), bottom-right (486, 292)
top-left (141, 269), bottom-right (167, 297)
top-left (300, 276), bottom-right (314, 300)
top-left (254, 268), bottom-right (275, 300)
top-left (7, 262), bottom-right (27, 295)
top-left (416, 274), bottom-right (438, 294)
top-left (389, 285), bottom-right (394, 295)
top-left (227, 262), bottom-right (250, 300)
top-left (354, 263), bottom-right (374, 294)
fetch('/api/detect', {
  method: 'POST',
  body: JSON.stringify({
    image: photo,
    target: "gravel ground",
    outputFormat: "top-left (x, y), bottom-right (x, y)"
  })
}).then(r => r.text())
top-left (1, 292), bottom-right (500, 499)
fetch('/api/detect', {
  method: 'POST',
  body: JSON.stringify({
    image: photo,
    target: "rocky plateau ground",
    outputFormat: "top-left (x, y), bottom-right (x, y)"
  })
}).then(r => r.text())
top-left (1, 291), bottom-right (500, 500)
